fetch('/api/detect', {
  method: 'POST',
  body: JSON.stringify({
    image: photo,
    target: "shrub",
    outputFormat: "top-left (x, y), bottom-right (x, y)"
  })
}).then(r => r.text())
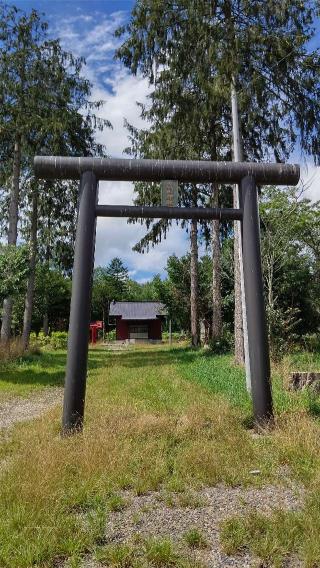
top-left (301, 333), bottom-right (320, 353)
top-left (0, 337), bottom-right (41, 363)
top-left (209, 328), bottom-right (234, 354)
top-left (106, 329), bottom-right (116, 341)
top-left (32, 331), bottom-right (68, 350)
top-left (0, 337), bottom-right (25, 362)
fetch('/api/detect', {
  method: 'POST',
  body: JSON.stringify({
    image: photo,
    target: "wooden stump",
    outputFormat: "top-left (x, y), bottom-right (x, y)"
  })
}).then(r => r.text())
top-left (287, 372), bottom-right (320, 393)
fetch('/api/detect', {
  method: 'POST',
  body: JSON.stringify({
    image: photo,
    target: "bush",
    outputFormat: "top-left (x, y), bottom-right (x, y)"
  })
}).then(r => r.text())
top-left (0, 337), bottom-right (41, 363)
top-left (209, 328), bottom-right (234, 354)
top-left (31, 331), bottom-right (68, 350)
top-left (301, 333), bottom-right (320, 353)
top-left (162, 331), bottom-right (187, 342)
top-left (106, 329), bottom-right (116, 341)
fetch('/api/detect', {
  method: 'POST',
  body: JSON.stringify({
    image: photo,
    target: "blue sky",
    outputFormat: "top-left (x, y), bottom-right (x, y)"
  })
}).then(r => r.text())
top-left (12, 1), bottom-right (320, 282)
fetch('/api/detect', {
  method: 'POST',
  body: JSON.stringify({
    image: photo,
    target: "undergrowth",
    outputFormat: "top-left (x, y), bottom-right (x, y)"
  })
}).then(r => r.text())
top-left (0, 344), bottom-right (319, 566)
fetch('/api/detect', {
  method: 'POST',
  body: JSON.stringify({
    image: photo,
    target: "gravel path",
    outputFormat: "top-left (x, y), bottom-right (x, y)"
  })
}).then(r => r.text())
top-left (81, 484), bottom-right (304, 568)
top-left (0, 387), bottom-right (63, 429)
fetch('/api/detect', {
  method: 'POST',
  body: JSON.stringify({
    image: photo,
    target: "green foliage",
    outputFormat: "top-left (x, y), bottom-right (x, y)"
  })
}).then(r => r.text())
top-left (209, 328), bottom-right (234, 354)
top-left (10, 266), bottom-right (71, 334)
top-left (31, 331), bottom-right (68, 350)
top-left (301, 333), bottom-right (320, 352)
top-left (0, 3), bottom-right (108, 161)
top-left (127, 278), bottom-right (159, 301)
top-left (0, 3), bottom-right (110, 343)
top-left (116, 0), bottom-right (320, 254)
top-left (106, 329), bottom-right (116, 341)
top-left (260, 186), bottom-right (320, 356)
top-left (183, 528), bottom-right (208, 549)
top-left (0, 244), bottom-right (29, 303)
top-left (92, 258), bottom-right (129, 322)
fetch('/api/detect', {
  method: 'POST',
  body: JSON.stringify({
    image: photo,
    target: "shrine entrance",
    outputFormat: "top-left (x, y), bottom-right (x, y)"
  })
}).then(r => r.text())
top-left (34, 156), bottom-right (300, 434)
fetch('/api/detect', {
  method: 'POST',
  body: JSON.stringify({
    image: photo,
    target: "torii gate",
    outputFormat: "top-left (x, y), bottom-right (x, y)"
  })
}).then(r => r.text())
top-left (34, 156), bottom-right (300, 434)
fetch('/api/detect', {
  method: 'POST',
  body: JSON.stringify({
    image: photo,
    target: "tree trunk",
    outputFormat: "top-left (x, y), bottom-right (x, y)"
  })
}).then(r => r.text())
top-left (22, 184), bottom-right (38, 351)
top-left (211, 182), bottom-right (222, 339)
top-left (43, 313), bottom-right (49, 336)
top-left (42, 205), bottom-right (51, 336)
top-left (190, 217), bottom-right (199, 347)
top-left (1, 136), bottom-right (21, 342)
top-left (233, 186), bottom-right (245, 363)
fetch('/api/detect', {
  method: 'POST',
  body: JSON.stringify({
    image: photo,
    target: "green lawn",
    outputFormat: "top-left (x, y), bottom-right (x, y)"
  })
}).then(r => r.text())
top-left (0, 344), bottom-right (319, 567)
top-left (0, 347), bottom-right (107, 399)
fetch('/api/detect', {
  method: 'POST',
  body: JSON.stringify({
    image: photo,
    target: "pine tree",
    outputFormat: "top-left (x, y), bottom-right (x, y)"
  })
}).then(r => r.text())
top-left (0, 4), bottom-right (110, 346)
top-left (116, 0), bottom-right (320, 357)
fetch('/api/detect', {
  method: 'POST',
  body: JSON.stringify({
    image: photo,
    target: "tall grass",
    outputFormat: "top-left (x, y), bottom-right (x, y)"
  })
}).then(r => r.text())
top-left (0, 337), bottom-right (26, 363)
top-left (0, 345), bottom-right (319, 566)
top-left (0, 337), bottom-right (42, 363)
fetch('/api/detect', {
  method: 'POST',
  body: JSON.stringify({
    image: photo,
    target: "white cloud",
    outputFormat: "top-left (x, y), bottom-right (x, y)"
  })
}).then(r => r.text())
top-left (52, 9), bottom-right (189, 275)
top-left (299, 164), bottom-right (320, 202)
top-left (95, 215), bottom-right (189, 276)
top-left (54, 10), bottom-right (125, 65)
top-left (91, 69), bottom-right (150, 157)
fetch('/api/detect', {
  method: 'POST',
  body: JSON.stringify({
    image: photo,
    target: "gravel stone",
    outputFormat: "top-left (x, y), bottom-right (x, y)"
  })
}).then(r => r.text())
top-left (0, 387), bottom-right (63, 429)
top-left (90, 484), bottom-right (304, 568)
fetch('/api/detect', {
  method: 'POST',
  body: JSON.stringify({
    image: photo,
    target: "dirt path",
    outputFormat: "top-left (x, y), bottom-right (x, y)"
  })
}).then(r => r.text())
top-left (0, 387), bottom-right (63, 429)
top-left (80, 484), bottom-right (304, 568)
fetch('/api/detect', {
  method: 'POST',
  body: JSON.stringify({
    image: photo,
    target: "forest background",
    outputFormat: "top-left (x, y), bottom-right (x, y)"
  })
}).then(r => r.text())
top-left (0, 0), bottom-right (319, 361)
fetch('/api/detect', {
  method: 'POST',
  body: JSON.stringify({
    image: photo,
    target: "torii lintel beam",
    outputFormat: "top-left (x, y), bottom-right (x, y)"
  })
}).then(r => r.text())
top-left (34, 156), bottom-right (300, 186)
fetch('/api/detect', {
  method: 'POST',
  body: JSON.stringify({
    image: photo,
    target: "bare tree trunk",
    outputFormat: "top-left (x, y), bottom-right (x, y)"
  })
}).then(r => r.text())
top-left (43, 313), bottom-right (49, 336)
top-left (22, 185), bottom-right (38, 351)
top-left (42, 206), bottom-right (51, 336)
top-left (190, 217), bottom-right (199, 347)
top-left (1, 136), bottom-right (22, 342)
top-left (211, 182), bottom-right (222, 339)
top-left (233, 186), bottom-right (245, 363)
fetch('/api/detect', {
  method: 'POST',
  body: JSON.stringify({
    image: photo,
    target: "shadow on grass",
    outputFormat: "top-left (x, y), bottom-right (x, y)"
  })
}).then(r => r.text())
top-left (105, 346), bottom-right (200, 368)
top-left (307, 392), bottom-right (320, 418)
top-left (0, 347), bottom-right (109, 389)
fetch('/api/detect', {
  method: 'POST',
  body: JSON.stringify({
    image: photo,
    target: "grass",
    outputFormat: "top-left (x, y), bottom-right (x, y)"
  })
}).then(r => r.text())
top-left (0, 346), bottom-right (107, 399)
top-left (0, 343), bottom-right (319, 566)
top-left (94, 537), bottom-right (204, 567)
top-left (183, 528), bottom-right (208, 549)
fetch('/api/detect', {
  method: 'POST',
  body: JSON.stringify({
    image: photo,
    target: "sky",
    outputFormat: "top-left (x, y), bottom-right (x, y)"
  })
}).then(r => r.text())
top-left (12, 0), bottom-right (320, 282)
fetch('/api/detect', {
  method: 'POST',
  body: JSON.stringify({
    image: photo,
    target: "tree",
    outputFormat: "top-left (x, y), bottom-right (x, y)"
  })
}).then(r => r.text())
top-left (0, 6), bottom-right (45, 340)
top-left (116, 0), bottom-right (320, 360)
top-left (0, 4), bottom-right (110, 346)
top-left (0, 245), bottom-right (29, 306)
top-left (91, 258), bottom-right (129, 331)
top-left (155, 254), bottom-right (215, 338)
top-left (11, 265), bottom-right (71, 334)
top-left (259, 186), bottom-right (320, 356)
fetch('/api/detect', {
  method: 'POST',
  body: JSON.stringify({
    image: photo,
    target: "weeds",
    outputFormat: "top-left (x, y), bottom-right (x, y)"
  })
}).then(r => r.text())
top-left (94, 537), bottom-right (204, 567)
top-left (0, 337), bottom-right (40, 364)
top-left (108, 494), bottom-right (128, 512)
top-left (184, 528), bottom-right (208, 549)
top-left (0, 345), bottom-right (319, 566)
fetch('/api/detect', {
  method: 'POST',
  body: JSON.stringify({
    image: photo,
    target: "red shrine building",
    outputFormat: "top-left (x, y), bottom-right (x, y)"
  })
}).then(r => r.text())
top-left (109, 301), bottom-right (167, 342)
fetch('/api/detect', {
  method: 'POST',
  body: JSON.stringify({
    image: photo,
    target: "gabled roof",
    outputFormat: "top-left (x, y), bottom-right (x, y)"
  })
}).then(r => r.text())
top-left (109, 301), bottom-right (167, 320)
